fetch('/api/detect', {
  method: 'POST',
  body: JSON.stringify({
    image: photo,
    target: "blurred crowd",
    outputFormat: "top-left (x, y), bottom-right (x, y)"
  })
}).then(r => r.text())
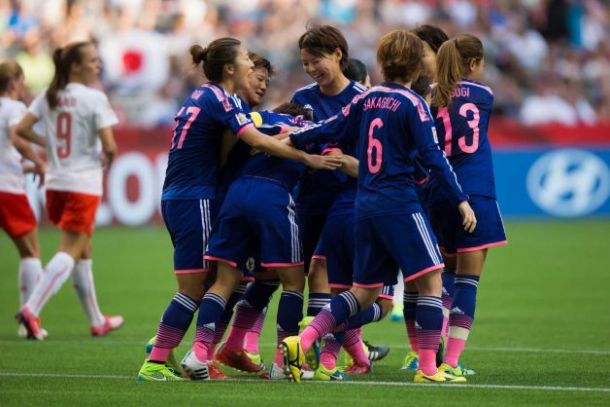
top-left (1, 0), bottom-right (609, 127)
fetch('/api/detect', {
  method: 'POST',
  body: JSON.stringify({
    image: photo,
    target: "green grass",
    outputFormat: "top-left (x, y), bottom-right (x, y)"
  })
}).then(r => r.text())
top-left (1, 222), bottom-right (610, 406)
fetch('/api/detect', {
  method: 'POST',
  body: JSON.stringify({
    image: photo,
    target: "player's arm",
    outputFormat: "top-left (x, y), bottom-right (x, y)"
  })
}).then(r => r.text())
top-left (411, 106), bottom-right (476, 232)
top-left (239, 126), bottom-right (342, 170)
top-left (9, 124), bottom-right (45, 170)
top-left (98, 127), bottom-right (117, 168)
top-left (15, 113), bottom-right (45, 147)
top-left (322, 146), bottom-right (359, 178)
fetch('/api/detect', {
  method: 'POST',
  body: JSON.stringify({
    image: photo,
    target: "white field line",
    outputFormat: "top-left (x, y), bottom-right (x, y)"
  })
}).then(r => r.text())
top-left (1, 372), bottom-right (610, 394)
top-left (1, 340), bottom-right (609, 356)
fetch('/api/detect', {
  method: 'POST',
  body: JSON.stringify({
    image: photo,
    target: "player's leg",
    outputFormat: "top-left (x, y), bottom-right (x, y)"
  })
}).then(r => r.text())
top-left (301, 212), bottom-right (331, 319)
top-left (139, 199), bottom-right (213, 381)
top-left (442, 196), bottom-right (507, 375)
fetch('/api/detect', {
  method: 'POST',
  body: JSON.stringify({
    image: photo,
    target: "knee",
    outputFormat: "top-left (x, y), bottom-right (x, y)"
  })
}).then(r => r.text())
top-left (279, 269), bottom-right (305, 292)
top-left (307, 261), bottom-right (329, 292)
top-left (376, 298), bottom-right (393, 318)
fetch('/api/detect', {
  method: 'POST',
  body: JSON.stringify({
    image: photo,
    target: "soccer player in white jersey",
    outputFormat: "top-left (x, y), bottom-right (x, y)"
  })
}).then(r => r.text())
top-left (15, 41), bottom-right (123, 339)
top-left (0, 60), bottom-right (49, 338)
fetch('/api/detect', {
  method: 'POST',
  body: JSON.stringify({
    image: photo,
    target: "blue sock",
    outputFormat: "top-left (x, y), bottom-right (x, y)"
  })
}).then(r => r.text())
top-left (442, 268), bottom-right (456, 311)
top-left (403, 291), bottom-right (418, 352)
top-left (416, 295), bottom-right (443, 374)
top-left (151, 292), bottom-right (199, 361)
top-left (194, 293), bottom-right (226, 360)
top-left (243, 280), bottom-right (280, 311)
top-left (277, 290), bottom-right (304, 343)
top-left (215, 284), bottom-right (247, 346)
top-left (451, 275), bottom-right (480, 327)
top-left (307, 292), bottom-right (331, 317)
top-left (345, 302), bottom-right (383, 330)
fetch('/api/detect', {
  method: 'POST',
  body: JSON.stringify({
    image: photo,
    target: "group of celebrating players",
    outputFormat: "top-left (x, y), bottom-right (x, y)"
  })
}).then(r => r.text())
top-left (0, 21), bottom-right (506, 385)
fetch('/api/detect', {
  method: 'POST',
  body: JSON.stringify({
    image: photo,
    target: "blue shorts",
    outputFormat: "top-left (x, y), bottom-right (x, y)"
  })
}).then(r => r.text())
top-left (317, 212), bottom-right (397, 295)
top-left (161, 198), bottom-right (215, 274)
top-left (206, 177), bottom-right (303, 269)
top-left (427, 195), bottom-right (507, 256)
top-left (354, 211), bottom-right (444, 287)
top-left (298, 210), bottom-right (327, 273)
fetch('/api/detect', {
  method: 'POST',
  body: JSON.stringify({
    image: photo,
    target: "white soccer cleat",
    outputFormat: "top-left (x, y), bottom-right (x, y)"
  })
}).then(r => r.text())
top-left (181, 350), bottom-right (210, 380)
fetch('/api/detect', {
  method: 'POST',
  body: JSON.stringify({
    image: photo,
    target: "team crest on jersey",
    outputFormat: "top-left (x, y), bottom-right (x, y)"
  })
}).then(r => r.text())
top-left (235, 113), bottom-right (250, 126)
top-left (245, 257), bottom-right (256, 272)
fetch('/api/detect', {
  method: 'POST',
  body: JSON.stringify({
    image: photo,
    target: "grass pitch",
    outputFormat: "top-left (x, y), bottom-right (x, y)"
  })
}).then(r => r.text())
top-left (1, 222), bottom-right (609, 406)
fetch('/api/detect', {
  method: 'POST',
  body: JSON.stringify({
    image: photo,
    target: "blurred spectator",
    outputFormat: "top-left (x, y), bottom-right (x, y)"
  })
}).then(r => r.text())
top-left (0, 0), bottom-right (608, 126)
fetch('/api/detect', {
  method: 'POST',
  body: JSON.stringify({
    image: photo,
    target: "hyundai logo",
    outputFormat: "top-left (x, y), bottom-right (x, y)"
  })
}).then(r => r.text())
top-left (527, 149), bottom-right (610, 217)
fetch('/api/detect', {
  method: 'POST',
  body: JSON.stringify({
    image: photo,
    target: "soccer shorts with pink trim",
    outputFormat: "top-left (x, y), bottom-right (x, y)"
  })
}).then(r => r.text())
top-left (353, 211), bottom-right (444, 287)
top-left (427, 195), bottom-right (507, 256)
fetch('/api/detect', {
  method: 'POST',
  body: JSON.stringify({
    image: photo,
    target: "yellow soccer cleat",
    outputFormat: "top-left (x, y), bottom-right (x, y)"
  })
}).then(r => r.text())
top-left (280, 336), bottom-right (306, 383)
top-left (137, 360), bottom-right (184, 382)
top-left (414, 369), bottom-right (467, 384)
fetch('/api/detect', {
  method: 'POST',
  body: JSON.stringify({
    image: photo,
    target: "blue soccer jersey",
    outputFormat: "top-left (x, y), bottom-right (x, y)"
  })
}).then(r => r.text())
top-left (161, 83), bottom-right (254, 200)
top-left (290, 80), bottom-right (366, 215)
top-left (426, 80), bottom-right (496, 204)
top-left (290, 82), bottom-right (468, 217)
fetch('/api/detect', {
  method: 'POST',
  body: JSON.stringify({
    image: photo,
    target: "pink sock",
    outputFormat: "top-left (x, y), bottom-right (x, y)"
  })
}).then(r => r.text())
top-left (406, 320), bottom-right (419, 353)
top-left (193, 341), bottom-right (208, 362)
top-left (344, 328), bottom-right (370, 366)
top-left (149, 346), bottom-right (171, 362)
top-left (244, 331), bottom-right (260, 354)
top-left (273, 348), bottom-right (284, 366)
top-left (419, 349), bottom-right (437, 376)
top-left (320, 336), bottom-right (342, 370)
top-left (300, 326), bottom-right (320, 353)
top-left (225, 326), bottom-right (249, 351)
top-left (444, 338), bottom-right (466, 368)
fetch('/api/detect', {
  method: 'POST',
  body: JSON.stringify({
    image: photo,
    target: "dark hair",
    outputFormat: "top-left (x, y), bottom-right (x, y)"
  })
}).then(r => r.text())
top-left (190, 37), bottom-right (242, 82)
top-left (249, 52), bottom-right (275, 77)
top-left (412, 24), bottom-right (449, 53)
top-left (411, 75), bottom-right (432, 99)
top-left (273, 102), bottom-right (313, 120)
top-left (298, 24), bottom-right (349, 70)
top-left (0, 60), bottom-right (23, 94)
top-left (343, 58), bottom-right (368, 85)
top-left (432, 34), bottom-right (484, 107)
top-left (47, 41), bottom-right (91, 110)
top-left (376, 30), bottom-right (423, 83)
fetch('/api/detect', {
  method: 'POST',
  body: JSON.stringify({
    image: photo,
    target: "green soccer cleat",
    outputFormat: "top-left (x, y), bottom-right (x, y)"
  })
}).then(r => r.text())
top-left (145, 336), bottom-right (183, 376)
top-left (414, 369), bottom-right (466, 384)
top-left (280, 336), bottom-right (306, 383)
top-left (400, 351), bottom-right (419, 371)
top-left (314, 365), bottom-right (349, 381)
top-left (137, 360), bottom-right (184, 381)
top-left (390, 304), bottom-right (404, 322)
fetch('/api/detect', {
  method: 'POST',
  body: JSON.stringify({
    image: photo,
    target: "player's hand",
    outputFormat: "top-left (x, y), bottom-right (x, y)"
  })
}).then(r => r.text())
top-left (33, 161), bottom-right (46, 188)
top-left (458, 200), bottom-right (477, 233)
top-left (281, 136), bottom-right (293, 146)
top-left (304, 153), bottom-right (343, 170)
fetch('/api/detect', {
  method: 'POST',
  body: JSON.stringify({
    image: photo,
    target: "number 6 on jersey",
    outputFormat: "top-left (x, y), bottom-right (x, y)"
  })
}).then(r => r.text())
top-left (367, 118), bottom-right (384, 174)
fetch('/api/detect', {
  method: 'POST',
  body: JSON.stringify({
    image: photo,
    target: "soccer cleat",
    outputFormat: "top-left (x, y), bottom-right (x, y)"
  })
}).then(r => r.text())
top-left (414, 369), bottom-right (467, 384)
top-left (180, 350), bottom-right (210, 380)
top-left (280, 336), bottom-right (306, 383)
top-left (144, 336), bottom-right (183, 376)
top-left (215, 343), bottom-right (264, 373)
top-left (16, 307), bottom-right (44, 340)
top-left (18, 323), bottom-right (48, 339)
top-left (208, 361), bottom-right (229, 379)
top-left (264, 363), bottom-right (290, 380)
top-left (137, 360), bottom-right (184, 381)
top-left (343, 361), bottom-right (371, 375)
top-left (364, 340), bottom-right (390, 362)
top-left (401, 351), bottom-right (419, 371)
top-left (439, 362), bottom-right (476, 377)
top-left (91, 315), bottom-right (124, 337)
top-left (314, 365), bottom-right (348, 381)
top-left (245, 351), bottom-right (265, 370)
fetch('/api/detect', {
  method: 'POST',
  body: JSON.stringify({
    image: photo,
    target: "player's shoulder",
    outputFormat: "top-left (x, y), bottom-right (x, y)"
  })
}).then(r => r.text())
top-left (458, 80), bottom-right (494, 102)
top-left (291, 82), bottom-right (318, 99)
top-left (0, 97), bottom-right (26, 113)
top-left (350, 80), bottom-right (367, 95)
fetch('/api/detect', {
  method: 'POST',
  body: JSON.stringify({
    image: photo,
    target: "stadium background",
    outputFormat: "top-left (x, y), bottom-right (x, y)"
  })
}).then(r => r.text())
top-left (1, 1), bottom-right (609, 405)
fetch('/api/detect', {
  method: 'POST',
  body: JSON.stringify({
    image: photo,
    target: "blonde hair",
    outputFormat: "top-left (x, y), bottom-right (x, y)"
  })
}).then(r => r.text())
top-left (0, 60), bottom-right (23, 94)
top-left (432, 34), bottom-right (483, 108)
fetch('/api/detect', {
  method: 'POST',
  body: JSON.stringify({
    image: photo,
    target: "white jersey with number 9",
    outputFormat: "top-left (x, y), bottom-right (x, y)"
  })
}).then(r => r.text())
top-left (29, 83), bottom-right (118, 196)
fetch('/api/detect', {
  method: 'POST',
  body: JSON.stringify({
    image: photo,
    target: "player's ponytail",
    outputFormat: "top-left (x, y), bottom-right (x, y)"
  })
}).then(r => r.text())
top-left (432, 34), bottom-right (483, 108)
top-left (190, 37), bottom-right (241, 82)
top-left (47, 41), bottom-right (91, 110)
